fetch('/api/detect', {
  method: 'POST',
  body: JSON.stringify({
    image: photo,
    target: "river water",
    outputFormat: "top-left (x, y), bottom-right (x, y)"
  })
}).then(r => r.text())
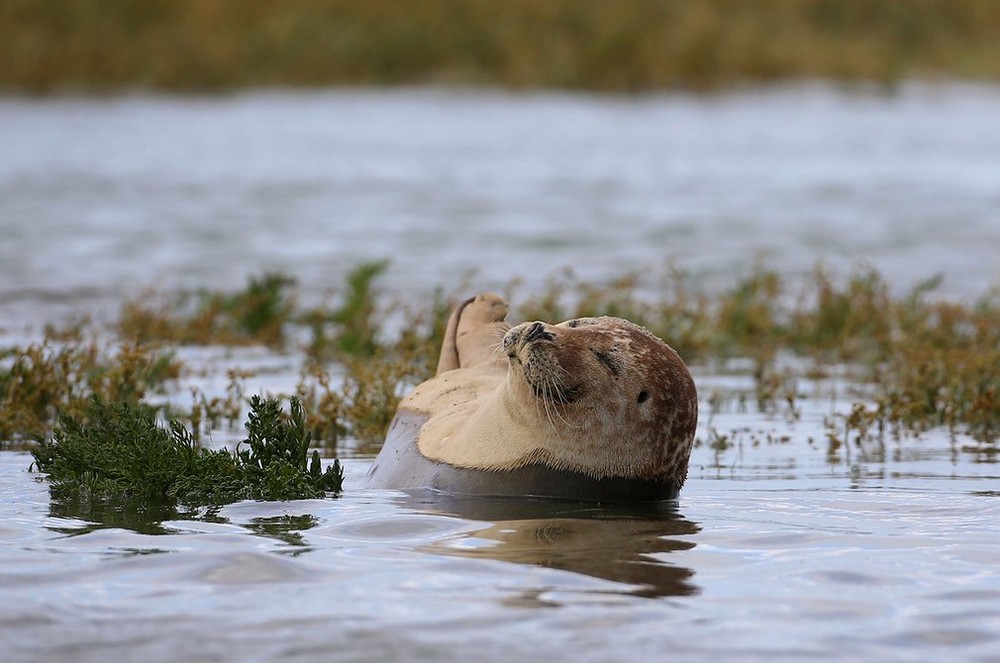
top-left (2, 84), bottom-right (1000, 662)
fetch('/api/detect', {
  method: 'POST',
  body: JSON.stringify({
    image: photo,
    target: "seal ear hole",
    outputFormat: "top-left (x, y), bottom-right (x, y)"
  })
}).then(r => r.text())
top-left (637, 390), bottom-right (650, 404)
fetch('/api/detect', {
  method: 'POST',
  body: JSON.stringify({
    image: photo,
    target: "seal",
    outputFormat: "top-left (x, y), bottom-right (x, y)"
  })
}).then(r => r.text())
top-left (365, 294), bottom-right (698, 501)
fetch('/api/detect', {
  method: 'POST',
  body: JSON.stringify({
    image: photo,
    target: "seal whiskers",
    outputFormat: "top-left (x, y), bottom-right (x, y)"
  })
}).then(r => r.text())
top-left (542, 373), bottom-right (576, 430)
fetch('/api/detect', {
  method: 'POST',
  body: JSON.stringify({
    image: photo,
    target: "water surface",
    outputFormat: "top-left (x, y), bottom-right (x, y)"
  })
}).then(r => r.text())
top-left (2, 84), bottom-right (1000, 330)
top-left (4, 418), bottom-right (999, 663)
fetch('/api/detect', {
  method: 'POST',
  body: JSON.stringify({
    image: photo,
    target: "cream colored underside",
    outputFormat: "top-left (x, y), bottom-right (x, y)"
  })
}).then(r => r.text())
top-left (405, 366), bottom-right (552, 471)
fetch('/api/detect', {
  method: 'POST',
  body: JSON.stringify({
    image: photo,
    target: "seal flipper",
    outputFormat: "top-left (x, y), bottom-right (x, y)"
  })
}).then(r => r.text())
top-left (435, 296), bottom-right (476, 376)
top-left (435, 293), bottom-right (510, 375)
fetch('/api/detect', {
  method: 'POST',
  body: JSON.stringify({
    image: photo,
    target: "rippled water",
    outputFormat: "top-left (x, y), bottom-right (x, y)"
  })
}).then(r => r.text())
top-left (2, 84), bottom-right (1000, 330)
top-left (2, 84), bottom-right (1000, 662)
top-left (5, 420), bottom-right (1000, 663)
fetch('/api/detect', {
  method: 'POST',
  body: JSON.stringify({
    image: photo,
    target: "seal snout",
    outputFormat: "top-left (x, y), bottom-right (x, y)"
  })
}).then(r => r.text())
top-left (504, 321), bottom-right (556, 359)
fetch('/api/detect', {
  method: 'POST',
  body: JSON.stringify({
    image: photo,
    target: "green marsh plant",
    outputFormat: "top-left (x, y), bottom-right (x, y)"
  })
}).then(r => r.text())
top-left (119, 272), bottom-right (296, 348)
top-left (31, 395), bottom-right (344, 509)
top-left (303, 260), bottom-right (389, 362)
top-left (0, 334), bottom-right (180, 446)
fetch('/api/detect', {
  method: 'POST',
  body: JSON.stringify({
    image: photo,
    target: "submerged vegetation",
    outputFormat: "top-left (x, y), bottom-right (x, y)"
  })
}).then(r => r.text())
top-left (3, 0), bottom-right (1000, 94)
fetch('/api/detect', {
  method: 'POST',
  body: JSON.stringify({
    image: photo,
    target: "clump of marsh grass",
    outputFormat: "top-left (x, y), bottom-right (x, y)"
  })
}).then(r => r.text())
top-left (183, 369), bottom-right (250, 443)
top-left (30, 395), bottom-right (343, 509)
top-left (389, 287), bottom-right (456, 378)
top-left (302, 260), bottom-right (389, 363)
top-left (295, 364), bottom-right (348, 449)
top-left (296, 353), bottom-right (428, 452)
top-left (863, 295), bottom-right (1000, 445)
top-left (0, 333), bottom-right (180, 446)
top-left (294, 261), bottom-right (453, 450)
top-left (337, 357), bottom-right (420, 452)
top-left (119, 263), bottom-right (401, 362)
top-left (119, 272), bottom-right (296, 349)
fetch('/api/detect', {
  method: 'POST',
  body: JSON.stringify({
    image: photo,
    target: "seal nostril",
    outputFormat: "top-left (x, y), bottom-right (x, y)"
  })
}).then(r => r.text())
top-left (524, 322), bottom-right (545, 342)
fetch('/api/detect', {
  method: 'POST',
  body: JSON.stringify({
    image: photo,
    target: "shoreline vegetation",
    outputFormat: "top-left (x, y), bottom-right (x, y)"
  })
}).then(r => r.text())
top-left (2, 262), bottom-right (998, 516)
top-left (3, 263), bottom-right (998, 456)
top-left (3, 0), bottom-right (1000, 95)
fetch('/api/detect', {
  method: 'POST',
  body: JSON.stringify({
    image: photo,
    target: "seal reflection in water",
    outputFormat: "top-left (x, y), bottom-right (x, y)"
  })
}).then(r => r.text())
top-left (411, 495), bottom-right (701, 599)
top-left (365, 293), bottom-right (698, 501)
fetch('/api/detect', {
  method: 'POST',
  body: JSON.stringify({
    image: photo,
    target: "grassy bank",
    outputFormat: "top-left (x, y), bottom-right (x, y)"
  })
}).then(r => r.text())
top-left (2, 0), bottom-right (1000, 94)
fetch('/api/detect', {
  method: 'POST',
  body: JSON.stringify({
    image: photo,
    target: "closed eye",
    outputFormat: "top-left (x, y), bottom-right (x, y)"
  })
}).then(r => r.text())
top-left (591, 349), bottom-right (622, 377)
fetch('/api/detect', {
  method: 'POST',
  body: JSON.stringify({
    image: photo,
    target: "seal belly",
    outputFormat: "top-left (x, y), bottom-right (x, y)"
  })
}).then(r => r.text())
top-left (363, 409), bottom-right (435, 489)
top-left (365, 410), bottom-right (679, 501)
top-left (425, 464), bottom-right (680, 502)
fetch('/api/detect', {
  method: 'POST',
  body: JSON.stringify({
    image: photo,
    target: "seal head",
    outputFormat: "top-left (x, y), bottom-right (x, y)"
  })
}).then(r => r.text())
top-left (498, 316), bottom-right (698, 487)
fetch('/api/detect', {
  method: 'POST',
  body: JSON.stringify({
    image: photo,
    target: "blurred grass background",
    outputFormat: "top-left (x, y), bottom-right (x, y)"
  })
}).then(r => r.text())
top-left (2, 0), bottom-right (999, 94)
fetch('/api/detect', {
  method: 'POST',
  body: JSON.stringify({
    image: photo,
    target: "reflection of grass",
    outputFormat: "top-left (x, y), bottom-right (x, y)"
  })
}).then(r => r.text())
top-left (246, 514), bottom-right (319, 548)
top-left (2, 0), bottom-right (999, 94)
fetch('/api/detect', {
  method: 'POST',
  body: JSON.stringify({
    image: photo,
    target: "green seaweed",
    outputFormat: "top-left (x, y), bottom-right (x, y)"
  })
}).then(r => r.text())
top-left (30, 395), bottom-right (344, 511)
